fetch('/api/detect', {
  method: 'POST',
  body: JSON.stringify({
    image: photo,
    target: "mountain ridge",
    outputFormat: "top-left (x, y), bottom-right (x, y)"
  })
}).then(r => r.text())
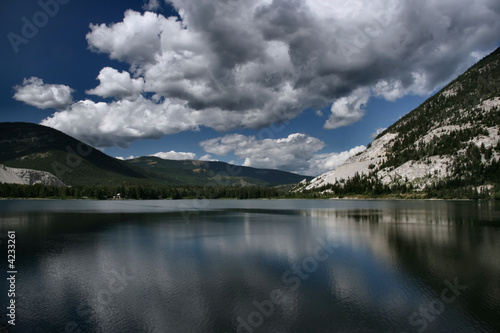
top-left (0, 122), bottom-right (312, 187)
top-left (126, 156), bottom-right (312, 187)
top-left (0, 122), bottom-right (147, 186)
top-left (298, 47), bottom-right (500, 198)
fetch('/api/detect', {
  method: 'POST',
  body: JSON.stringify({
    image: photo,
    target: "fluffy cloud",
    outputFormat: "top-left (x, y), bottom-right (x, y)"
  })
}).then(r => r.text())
top-left (199, 154), bottom-right (217, 161)
top-left (150, 150), bottom-right (196, 160)
top-left (86, 67), bottom-right (144, 100)
top-left (39, 93), bottom-right (301, 147)
top-left (86, 10), bottom-right (164, 65)
top-left (23, 1), bottom-right (500, 146)
top-left (200, 133), bottom-right (365, 175)
top-left (118, 152), bottom-right (217, 162)
top-left (115, 155), bottom-right (135, 160)
top-left (40, 96), bottom-right (200, 147)
top-left (324, 87), bottom-right (371, 129)
top-left (150, 151), bottom-right (219, 161)
top-left (13, 77), bottom-right (73, 109)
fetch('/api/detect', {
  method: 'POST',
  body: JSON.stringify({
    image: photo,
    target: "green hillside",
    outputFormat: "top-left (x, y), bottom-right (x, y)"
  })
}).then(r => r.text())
top-left (128, 156), bottom-right (313, 186)
top-left (0, 122), bottom-right (312, 187)
top-left (0, 122), bottom-right (147, 186)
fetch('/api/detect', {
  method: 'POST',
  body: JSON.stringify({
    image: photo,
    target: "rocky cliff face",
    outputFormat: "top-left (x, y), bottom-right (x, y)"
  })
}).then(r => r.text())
top-left (0, 164), bottom-right (65, 187)
top-left (298, 47), bottom-right (500, 194)
top-left (302, 133), bottom-right (397, 190)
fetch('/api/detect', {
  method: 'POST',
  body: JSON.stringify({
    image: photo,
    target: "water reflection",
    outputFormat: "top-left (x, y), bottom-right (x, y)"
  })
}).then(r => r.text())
top-left (0, 200), bottom-right (498, 332)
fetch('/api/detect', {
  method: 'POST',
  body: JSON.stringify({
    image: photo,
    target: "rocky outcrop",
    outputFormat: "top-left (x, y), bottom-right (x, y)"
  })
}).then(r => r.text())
top-left (0, 165), bottom-right (25, 185)
top-left (301, 125), bottom-right (499, 192)
top-left (0, 165), bottom-right (65, 187)
top-left (303, 133), bottom-right (397, 190)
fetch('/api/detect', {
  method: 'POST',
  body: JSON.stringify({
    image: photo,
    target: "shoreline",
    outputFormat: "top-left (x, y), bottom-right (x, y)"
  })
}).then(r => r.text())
top-left (0, 197), bottom-right (489, 202)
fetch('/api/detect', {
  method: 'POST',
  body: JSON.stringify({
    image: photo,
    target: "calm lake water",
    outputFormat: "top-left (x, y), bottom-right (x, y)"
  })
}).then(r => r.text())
top-left (0, 199), bottom-right (499, 333)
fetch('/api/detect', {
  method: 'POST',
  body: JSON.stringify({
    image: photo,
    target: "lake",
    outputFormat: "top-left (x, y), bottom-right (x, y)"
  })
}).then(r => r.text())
top-left (0, 199), bottom-right (499, 332)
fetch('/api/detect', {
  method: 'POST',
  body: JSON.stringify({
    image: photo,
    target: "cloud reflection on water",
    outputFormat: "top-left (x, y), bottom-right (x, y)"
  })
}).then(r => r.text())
top-left (0, 200), bottom-right (498, 332)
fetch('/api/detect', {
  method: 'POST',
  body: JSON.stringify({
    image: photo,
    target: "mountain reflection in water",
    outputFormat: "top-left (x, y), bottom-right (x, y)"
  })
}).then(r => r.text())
top-left (0, 199), bottom-right (498, 332)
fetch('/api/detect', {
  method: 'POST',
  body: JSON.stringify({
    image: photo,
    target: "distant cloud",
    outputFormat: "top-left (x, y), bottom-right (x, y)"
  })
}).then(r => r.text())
top-left (308, 145), bottom-right (366, 176)
top-left (370, 127), bottom-right (387, 139)
top-left (13, 77), bottom-right (73, 110)
top-left (115, 155), bottom-right (135, 160)
top-left (199, 154), bottom-right (217, 162)
top-left (117, 151), bottom-right (205, 161)
top-left (15, 0), bottom-right (500, 147)
top-left (201, 133), bottom-right (364, 176)
top-left (150, 150), bottom-right (196, 160)
top-left (143, 0), bottom-right (161, 11)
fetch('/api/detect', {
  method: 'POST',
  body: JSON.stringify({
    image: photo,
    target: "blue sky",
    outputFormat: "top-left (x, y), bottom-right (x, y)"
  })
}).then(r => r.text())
top-left (1, 0), bottom-right (499, 176)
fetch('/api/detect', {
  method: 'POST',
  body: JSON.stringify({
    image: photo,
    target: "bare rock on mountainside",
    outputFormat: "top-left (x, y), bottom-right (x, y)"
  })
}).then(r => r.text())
top-left (299, 47), bottom-right (500, 194)
top-left (0, 165), bottom-right (25, 185)
top-left (0, 164), bottom-right (65, 187)
top-left (303, 132), bottom-right (398, 190)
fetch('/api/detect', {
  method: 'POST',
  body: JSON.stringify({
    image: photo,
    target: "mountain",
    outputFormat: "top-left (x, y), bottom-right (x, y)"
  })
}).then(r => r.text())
top-left (0, 122), bottom-right (312, 187)
top-left (127, 156), bottom-right (313, 187)
top-left (0, 122), bottom-right (147, 186)
top-left (299, 47), bottom-right (500, 198)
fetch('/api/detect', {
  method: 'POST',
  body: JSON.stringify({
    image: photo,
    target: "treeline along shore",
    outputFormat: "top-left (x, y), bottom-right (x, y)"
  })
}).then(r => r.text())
top-left (1, 181), bottom-right (498, 200)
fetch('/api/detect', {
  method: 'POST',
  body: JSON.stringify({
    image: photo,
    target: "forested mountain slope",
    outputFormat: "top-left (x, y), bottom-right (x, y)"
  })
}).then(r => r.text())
top-left (0, 122), bottom-right (312, 187)
top-left (299, 47), bottom-right (500, 198)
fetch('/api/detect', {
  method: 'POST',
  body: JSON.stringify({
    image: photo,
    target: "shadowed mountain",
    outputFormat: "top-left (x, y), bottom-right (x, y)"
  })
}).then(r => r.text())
top-left (127, 156), bottom-right (313, 187)
top-left (0, 122), bottom-right (146, 186)
top-left (0, 122), bottom-right (312, 187)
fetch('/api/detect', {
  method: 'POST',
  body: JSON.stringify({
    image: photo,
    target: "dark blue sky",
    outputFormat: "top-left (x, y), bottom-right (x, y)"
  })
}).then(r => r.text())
top-left (1, 1), bottom-right (141, 117)
top-left (1, 0), bottom-right (498, 175)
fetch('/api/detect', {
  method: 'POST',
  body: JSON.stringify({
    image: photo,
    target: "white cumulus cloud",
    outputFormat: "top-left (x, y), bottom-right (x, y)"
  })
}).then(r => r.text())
top-left (86, 67), bottom-right (144, 100)
top-left (40, 96), bottom-right (200, 147)
top-left (200, 133), bottom-right (365, 176)
top-left (115, 155), bottom-right (135, 160)
top-left (86, 10), bottom-right (165, 65)
top-left (199, 154), bottom-right (217, 161)
top-left (13, 77), bottom-right (73, 110)
top-left (13, 0), bottom-right (500, 147)
top-left (150, 150), bottom-right (197, 160)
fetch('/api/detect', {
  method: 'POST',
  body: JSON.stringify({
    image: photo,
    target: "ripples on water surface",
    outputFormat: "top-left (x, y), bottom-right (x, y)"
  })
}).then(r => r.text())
top-left (0, 199), bottom-right (499, 332)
